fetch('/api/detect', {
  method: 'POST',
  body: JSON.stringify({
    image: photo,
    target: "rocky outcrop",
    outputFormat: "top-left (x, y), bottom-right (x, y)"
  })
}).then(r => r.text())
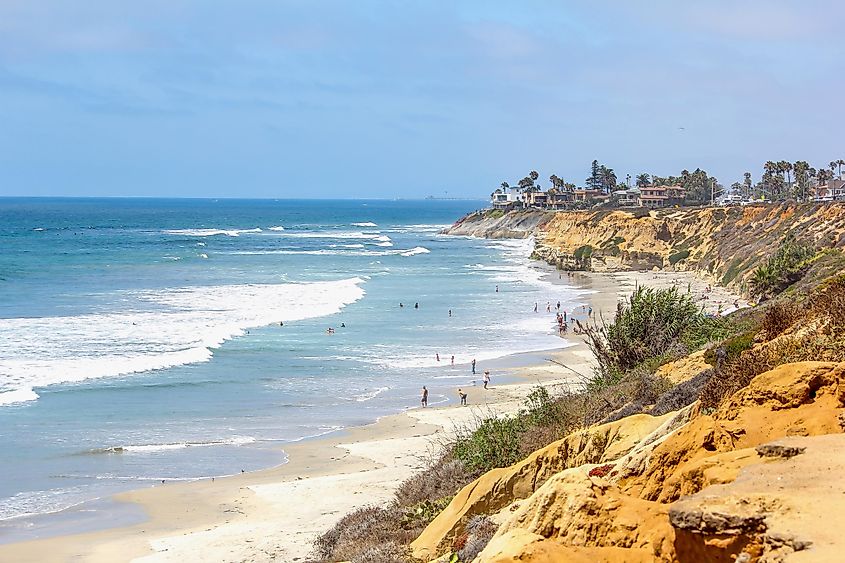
top-left (413, 361), bottom-right (845, 562)
top-left (441, 209), bottom-right (553, 239)
top-left (410, 409), bottom-right (693, 560)
top-left (444, 203), bottom-right (845, 290)
top-left (669, 434), bottom-right (845, 562)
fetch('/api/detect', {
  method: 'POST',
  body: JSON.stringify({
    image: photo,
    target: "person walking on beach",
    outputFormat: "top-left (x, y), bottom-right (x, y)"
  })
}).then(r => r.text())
top-left (471, 358), bottom-right (476, 374)
top-left (533, 302), bottom-right (538, 313)
top-left (458, 388), bottom-right (467, 406)
top-left (546, 302), bottom-right (551, 313)
top-left (421, 386), bottom-right (428, 407)
top-left (483, 370), bottom-right (490, 389)
top-left (436, 353), bottom-right (440, 362)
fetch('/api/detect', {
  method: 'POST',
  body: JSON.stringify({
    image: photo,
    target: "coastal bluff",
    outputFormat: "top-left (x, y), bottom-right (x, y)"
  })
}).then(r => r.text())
top-left (412, 361), bottom-right (845, 562)
top-left (444, 203), bottom-right (845, 291)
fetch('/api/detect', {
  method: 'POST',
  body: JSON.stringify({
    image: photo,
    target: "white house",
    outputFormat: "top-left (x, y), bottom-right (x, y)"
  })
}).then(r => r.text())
top-left (491, 187), bottom-right (523, 209)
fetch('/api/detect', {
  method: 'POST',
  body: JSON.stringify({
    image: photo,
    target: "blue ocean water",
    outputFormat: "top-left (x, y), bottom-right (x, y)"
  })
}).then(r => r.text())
top-left (0, 198), bottom-right (587, 536)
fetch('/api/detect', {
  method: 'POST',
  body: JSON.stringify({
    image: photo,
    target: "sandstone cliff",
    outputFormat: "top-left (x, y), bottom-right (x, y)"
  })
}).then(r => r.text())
top-left (443, 203), bottom-right (845, 290)
top-left (412, 361), bottom-right (845, 562)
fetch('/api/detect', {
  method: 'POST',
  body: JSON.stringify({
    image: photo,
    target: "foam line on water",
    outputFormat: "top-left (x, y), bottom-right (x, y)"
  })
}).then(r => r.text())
top-left (163, 228), bottom-right (262, 237)
top-left (0, 278), bottom-right (366, 404)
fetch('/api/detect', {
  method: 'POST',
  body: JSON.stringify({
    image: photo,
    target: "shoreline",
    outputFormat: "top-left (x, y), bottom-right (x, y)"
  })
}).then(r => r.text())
top-left (0, 266), bottom-right (744, 562)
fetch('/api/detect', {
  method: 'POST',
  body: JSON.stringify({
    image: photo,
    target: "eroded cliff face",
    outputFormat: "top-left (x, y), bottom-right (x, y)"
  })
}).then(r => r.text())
top-left (442, 209), bottom-right (553, 239)
top-left (444, 203), bottom-right (845, 290)
top-left (412, 362), bottom-right (845, 563)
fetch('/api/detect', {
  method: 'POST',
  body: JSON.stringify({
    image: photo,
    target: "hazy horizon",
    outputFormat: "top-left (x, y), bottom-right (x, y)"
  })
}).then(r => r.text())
top-left (1, 1), bottom-right (843, 198)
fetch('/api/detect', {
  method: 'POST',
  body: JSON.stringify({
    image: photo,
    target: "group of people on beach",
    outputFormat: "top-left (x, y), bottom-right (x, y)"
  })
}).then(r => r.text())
top-left (534, 299), bottom-right (593, 337)
top-left (419, 364), bottom-right (490, 408)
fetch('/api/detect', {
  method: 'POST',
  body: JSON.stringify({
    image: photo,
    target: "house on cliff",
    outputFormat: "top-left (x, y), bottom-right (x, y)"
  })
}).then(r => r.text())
top-left (613, 187), bottom-right (640, 208)
top-left (813, 178), bottom-right (845, 202)
top-left (638, 185), bottom-right (685, 208)
top-left (491, 187), bottom-right (523, 210)
top-left (573, 188), bottom-right (610, 205)
top-left (523, 189), bottom-right (549, 208)
top-left (546, 187), bottom-right (575, 209)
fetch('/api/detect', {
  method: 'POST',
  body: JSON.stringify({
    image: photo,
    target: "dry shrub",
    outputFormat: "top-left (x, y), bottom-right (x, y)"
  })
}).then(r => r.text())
top-left (457, 515), bottom-right (498, 561)
top-left (517, 393), bottom-right (585, 457)
top-left (312, 505), bottom-right (415, 563)
top-left (811, 274), bottom-right (845, 330)
top-left (651, 369), bottom-right (713, 416)
top-left (761, 300), bottom-right (800, 339)
top-left (701, 270), bottom-right (845, 409)
top-left (699, 333), bottom-right (845, 410)
top-left (394, 452), bottom-right (473, 508)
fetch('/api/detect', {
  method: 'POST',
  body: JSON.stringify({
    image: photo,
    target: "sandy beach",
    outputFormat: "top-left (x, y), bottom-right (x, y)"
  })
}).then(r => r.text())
top-left (0, 267), bottom-right (743, 563)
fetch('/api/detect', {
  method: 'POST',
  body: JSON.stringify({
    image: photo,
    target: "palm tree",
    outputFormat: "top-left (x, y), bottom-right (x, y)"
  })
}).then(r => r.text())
top-left (779, 161), bottom-right (793, 193)
top-left (529, 170), bottom-right (539, 182)
top-left (635, 173), bottom-right (651, 188)
top-left (794, 161), bottom-right (810, 201)
top-left (838, 159), bottom-right (845, 179)
top-left (818, 169), bottom-right (832, 184)
top-left (599, 166), bottom-right (618, 193)
top-left (500, 181), bottom-right (510, 190)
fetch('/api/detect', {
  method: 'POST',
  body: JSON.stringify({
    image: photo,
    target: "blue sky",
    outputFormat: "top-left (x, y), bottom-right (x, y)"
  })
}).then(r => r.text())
top-left (1, 1), bottom-right (843, 198)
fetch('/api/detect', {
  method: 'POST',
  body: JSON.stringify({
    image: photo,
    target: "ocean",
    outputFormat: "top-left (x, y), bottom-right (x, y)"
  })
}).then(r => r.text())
top-left (0, 198), bottom-right (588, 539)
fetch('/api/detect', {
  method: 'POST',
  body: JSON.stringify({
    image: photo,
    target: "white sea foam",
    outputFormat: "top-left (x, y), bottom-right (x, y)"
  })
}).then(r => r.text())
top-left (0, 278), bottom-right (366, 405)
top-left (227, 246), bottom-right (429, 258)
top-left (0, 387), bottom-right (39, 406)
top-left (282, 231), bottom-right (385, 240)
top-left (268, 225), bottom-right (285, 231)
top-left (353, 387), bottom-right (389, 402)
top-left (351, 222), bottom-right (378, 227)
top-left (400, 246), bottom-right (430, 257)
top-left (164, 228), bottom-right (262, 237)
top-left (95, 436), bottom-right (257, 454)
top-left (374, 241), bottom-right (393, 247)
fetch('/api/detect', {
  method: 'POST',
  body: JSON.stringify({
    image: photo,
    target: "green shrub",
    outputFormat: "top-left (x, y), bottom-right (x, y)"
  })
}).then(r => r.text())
top-left (452, 415), bottom-right (524, 474)
top-left (703, 331), bottom-right (755, 366)
top-left (721, 257), bottom-right (744, 284)
top-left (573, 245), bottom-right (594, 269)
top-left (749, 234), bottom-right (816, 299)
top-left (579, 286), bottom-right (703, 383)
top-left (452, 386), bottom-right (578, 475)
top-left (574, 245), bottom-right (593, 261)
top-left (668, 249), bottom-right (690, 265)
top-left (400, 496), bottom-right (453, 529)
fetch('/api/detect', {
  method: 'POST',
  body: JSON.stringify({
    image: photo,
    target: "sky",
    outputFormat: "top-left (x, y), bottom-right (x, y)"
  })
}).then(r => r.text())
top-left (0, 0), bottom-right (843, 198)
